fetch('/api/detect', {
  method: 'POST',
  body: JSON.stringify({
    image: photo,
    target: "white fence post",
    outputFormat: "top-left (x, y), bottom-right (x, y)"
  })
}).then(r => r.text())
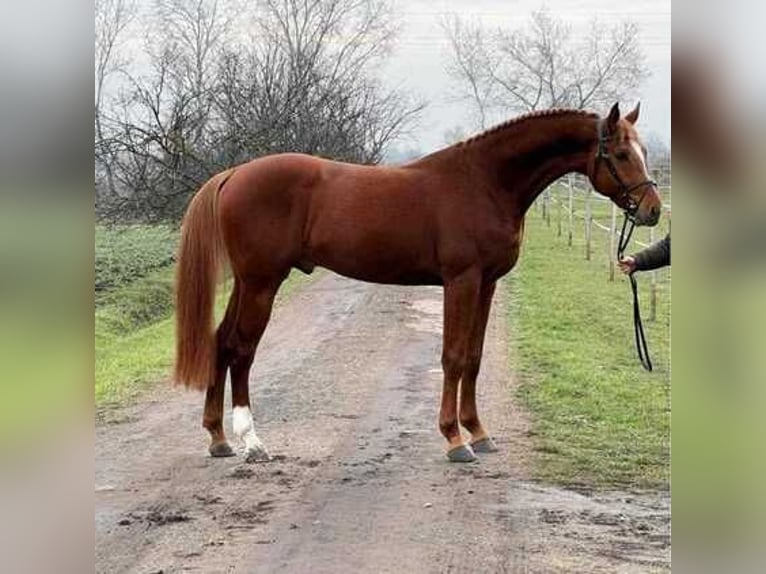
top-left (608, 201), bottom-right (617, 281)
top-left (584, 186), bottom-right (592, 260)
top-left (650, 225), bottom-right (657, 321)
top-left (545, 189), bottom-right (551, 227)
top-left (557, 185), bottom-right (562, 237)
top-left (567, 175), bottom-right (574, 247)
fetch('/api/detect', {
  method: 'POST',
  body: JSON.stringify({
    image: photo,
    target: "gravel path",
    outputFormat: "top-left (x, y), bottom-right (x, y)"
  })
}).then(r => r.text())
top-left (96, 272), bottom-right (670, 573)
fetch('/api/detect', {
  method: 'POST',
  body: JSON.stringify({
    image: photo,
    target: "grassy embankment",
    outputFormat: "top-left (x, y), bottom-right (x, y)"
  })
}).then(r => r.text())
top-left (508, 186), bottom-right (671, 488)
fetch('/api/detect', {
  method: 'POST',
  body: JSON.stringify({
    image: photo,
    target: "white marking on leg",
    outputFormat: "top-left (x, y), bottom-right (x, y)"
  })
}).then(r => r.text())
top-left (631, 140), bottom-right (649, 175)
top-left (232, 406), bottom-right (268, 459)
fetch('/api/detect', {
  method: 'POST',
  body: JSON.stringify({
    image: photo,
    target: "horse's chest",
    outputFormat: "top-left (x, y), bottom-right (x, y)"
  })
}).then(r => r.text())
top-left (479, 224), bottom-right (523, 280)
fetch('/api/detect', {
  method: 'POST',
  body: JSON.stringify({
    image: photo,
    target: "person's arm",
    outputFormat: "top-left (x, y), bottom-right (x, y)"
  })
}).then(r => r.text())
top-left (632, 233), bottom-right (671, 272)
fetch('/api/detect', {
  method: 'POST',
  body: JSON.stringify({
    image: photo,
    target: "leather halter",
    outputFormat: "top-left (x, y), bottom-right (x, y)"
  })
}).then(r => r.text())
top-left (617, 211), bottom-right (654, 371)
top-left (594, 119), bottom-right (657, 219)
top-left (594, 119), bottom-right (657, 371)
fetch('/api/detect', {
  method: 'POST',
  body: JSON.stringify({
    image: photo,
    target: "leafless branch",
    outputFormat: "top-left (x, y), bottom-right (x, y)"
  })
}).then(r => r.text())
top-left (442, 7), bottom-right (649, 128)
top-left (96, 0), bottom-right (422, 222)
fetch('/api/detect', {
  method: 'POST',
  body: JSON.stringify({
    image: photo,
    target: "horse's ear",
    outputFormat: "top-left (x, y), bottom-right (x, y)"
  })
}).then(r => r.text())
top-left (606, 102), bottom-right (620, 132)
top-left (626, 101), bottom-right (640, 125)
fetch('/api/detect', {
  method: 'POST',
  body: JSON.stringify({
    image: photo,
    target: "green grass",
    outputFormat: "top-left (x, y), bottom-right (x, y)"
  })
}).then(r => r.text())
top-left (508, 207), bottom-right (670, 488)
top-left (95, 224), bottom-right (178, 293)
top-left (96, 266), bottom-right (176, 332)
top-left (95, 223), bottom-right (179, 406)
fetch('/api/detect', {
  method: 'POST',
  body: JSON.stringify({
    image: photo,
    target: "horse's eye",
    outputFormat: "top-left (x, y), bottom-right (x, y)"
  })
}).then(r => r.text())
top-left (615, 151), bottom-right (629, 161)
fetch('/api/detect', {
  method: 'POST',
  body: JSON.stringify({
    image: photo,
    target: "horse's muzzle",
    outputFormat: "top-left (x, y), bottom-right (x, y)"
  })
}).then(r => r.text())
top-left (634, 204), bottom-right (662, 227)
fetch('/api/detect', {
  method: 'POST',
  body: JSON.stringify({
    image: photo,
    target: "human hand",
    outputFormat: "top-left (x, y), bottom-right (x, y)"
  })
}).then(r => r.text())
top-left (618, 256), bottom-right (637, 275)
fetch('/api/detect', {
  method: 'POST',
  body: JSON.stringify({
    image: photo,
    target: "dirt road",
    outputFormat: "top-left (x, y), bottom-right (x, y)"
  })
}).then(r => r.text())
top-left (96, 272), bottom-right (669, 573)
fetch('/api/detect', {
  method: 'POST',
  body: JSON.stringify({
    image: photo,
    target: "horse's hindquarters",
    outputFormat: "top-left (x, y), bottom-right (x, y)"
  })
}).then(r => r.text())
top-left (217, 156), bottom-right (315, 279)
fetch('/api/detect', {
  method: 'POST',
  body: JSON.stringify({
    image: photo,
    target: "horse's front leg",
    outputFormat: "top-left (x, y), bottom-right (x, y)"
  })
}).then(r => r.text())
top-left (459, 281), bottom-right (499, 453)
top-left (439, 268), bottom-right (482, 462)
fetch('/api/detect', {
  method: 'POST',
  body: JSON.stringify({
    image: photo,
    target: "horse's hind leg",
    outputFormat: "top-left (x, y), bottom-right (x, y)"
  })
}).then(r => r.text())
top-left (202, 283), bottom-right (239, 457)
top-left (203, 351), bottom-right (234, 457)
top-left (229, 280), bottom-right (280, 462)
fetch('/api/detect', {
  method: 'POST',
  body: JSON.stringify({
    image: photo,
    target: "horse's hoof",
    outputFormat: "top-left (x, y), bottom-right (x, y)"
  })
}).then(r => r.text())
top-left (244, 445), bottom-right (271, 463)
top-left (446, 444), bottom-right (477, 463)
top-left (470, 437), bottom-right (499, 453)
top-left (209, 442), bottom-right (235, 457)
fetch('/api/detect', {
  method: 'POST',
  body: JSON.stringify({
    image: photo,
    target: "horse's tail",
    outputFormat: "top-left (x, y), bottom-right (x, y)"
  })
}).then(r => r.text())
top-left (174, 169), bottom-right (234, 391)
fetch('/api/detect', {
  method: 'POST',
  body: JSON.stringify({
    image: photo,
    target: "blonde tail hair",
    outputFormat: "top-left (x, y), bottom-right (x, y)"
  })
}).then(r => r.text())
top-left (173, 169), bottom-right (234, 390)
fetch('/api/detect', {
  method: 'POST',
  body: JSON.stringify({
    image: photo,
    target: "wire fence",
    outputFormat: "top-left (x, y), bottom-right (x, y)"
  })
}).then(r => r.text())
top-left (533, 168), bottom-right (671, 321)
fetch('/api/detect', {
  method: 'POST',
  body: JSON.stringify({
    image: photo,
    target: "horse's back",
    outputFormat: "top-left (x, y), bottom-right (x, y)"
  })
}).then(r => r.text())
top-left (220, 153), bottom-right (413, 204)
top-left (299, 159), bottom-right (444, 283)
top-left (216, 152), bottom-right (473, 284)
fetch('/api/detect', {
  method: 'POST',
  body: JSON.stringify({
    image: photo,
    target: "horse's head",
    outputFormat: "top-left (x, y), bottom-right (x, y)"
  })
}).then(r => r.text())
top-left (588, 102), bottom-right (662, 226)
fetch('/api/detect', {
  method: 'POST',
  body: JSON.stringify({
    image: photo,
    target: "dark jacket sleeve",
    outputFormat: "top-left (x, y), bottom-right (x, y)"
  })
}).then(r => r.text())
top-left (633, 233), bottom-right (670, 271)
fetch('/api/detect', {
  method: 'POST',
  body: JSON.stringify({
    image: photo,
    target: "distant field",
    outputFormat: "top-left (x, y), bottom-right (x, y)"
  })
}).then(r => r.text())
top-left (507, 203), bottom-right (670, 488)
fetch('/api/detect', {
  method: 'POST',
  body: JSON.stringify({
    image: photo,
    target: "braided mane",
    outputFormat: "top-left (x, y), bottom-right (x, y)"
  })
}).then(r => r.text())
top-left (460, 108), bottom-right (600, 147)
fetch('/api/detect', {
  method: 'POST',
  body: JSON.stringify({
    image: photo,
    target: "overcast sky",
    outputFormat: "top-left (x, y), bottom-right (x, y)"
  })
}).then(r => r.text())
top-left (384, 0), bottom-right (671, 153)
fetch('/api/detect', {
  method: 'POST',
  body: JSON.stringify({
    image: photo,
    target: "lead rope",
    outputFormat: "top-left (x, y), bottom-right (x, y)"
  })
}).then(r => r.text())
top-left (617, 213), bottom-right (653, 371)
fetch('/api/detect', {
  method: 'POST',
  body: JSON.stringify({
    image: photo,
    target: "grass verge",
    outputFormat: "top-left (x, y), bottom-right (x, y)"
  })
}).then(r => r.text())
top-left (508, 212), bottom-right (670, 488)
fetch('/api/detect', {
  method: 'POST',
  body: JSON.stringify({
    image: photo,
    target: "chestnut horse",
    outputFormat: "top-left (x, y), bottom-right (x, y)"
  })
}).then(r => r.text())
top-left (174, 103), bottom-right (661, 463)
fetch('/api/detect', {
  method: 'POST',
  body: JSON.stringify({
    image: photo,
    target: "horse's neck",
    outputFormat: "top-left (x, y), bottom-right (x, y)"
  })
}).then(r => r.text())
top-left (468, 114), bottom-right (598, 214)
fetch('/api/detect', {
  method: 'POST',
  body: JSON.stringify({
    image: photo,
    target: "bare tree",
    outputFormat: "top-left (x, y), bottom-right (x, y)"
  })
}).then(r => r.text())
top-left (442, 17), bottom-right (498, 129)
top-left (96, 0), bottom-right (422, 221)
top-left (98, 0), bottom-right (235, 221)
top-left (443, 8), bottom-right (648, 126)
top-left (213, 0), bottom-right (421, 164)
top-left (95, 0), bottom-right (135, 198)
